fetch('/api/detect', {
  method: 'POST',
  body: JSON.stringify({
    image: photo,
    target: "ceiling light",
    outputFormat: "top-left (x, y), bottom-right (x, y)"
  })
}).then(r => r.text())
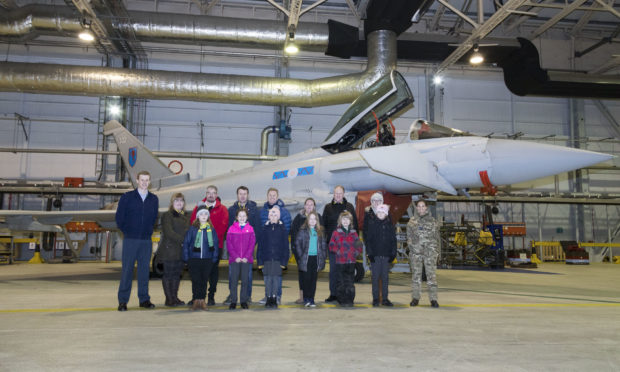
top-left (78, 30), bottom-right (94, 42)
top-left (470, 52), bottom-right (484, 65)
top-left (433, 75), bottom-right (443, 85)
top-left (284, 43), bottom-right (299, 54)
top-left (108, 104), bottom-right (121, 117)
top-left (469, 44), bottom-right (484, 65)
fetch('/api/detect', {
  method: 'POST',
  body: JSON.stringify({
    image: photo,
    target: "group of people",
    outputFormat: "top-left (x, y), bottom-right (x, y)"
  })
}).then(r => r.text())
top-left (115, 171), bottom-right (441, 312)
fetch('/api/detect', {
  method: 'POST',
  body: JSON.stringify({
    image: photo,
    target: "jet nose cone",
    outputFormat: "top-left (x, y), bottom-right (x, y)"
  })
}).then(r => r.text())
top-left (486, 139), bottom-right (613, 185)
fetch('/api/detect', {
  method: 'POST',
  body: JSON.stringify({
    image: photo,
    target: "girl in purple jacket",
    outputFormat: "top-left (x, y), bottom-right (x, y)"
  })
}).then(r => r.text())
top-left (226, 209), bottom-right (256, 310)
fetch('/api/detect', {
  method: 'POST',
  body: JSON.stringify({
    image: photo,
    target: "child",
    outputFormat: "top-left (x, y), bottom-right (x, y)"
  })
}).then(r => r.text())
top-left (182, 203), bottom-right (219, 311)
top-left (257, 205), bottom-right (289, 309)
top-left (226, 209), bottom-right (256, 310)
top-left (328, 211), bottom-right (363, 307)
top-left (365, 204), bottom-right (397, 307)
top-left (294, 211), bottom-right (327, 307)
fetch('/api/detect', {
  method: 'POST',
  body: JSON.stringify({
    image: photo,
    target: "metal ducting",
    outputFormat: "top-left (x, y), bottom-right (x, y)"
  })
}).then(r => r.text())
top-left (0, 5), bottom-right (330, 51)
top-left (0, 29), bottom-right (396, 107)
top-left (499, 38), bottom-right (620, 100)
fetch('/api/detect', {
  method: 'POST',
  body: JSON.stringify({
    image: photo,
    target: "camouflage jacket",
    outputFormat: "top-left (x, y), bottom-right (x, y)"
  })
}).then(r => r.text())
top-left (406, 212), bottom-right (439, 255)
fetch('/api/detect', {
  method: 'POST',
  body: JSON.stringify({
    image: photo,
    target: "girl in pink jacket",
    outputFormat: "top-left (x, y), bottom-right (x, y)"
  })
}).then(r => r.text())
top-left (226, 209), bottom-right (256, 310)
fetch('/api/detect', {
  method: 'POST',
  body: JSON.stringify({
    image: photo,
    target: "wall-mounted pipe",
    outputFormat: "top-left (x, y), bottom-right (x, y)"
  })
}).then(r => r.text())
top-left (260, 126), bottom-right (280, 156)
top-left (0, 29), bottom-right (396, 107)
top-left (0, 147), bottom-right (279, 161)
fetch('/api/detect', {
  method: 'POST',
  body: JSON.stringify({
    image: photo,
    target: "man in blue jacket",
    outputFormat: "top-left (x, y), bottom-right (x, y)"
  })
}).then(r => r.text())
top-left (116, 171), bottom-right (159, 311)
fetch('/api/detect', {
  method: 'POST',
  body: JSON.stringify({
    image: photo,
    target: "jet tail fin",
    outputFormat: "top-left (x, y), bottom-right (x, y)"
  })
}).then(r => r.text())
top-left (103, 120), bottom-right (188, 188)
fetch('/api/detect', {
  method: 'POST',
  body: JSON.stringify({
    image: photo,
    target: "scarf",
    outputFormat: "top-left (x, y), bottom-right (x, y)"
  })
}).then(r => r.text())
top-left (194, 222), bottom-right (214, 250)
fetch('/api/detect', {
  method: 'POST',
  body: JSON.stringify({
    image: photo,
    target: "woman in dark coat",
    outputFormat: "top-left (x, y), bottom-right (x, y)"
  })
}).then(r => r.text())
top-left (159, 192), bottom-right (190, 306)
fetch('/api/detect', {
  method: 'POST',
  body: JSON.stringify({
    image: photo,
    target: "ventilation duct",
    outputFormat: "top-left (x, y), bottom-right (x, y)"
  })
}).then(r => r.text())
top-left (0, 29), bottom-right (396, 107)
top-left (499, 38), bottom-right (620, 100)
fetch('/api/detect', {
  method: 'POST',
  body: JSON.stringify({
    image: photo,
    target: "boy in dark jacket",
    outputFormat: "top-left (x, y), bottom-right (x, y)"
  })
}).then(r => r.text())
top-left (258, 205), bottom-right (289, 308)
top-left (365, 204), bottom-right (397, 307)
top-left (328, 211), bottom-right (363, 307)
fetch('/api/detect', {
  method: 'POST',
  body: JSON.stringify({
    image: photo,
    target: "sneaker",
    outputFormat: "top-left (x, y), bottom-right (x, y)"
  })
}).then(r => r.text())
top-left (258, 297), bottom-right (267, 305)
top-left (430, 300), bottom-right (439, 308)
top-left (223, 295), bottom-right (232, 305)
top-left (309, 300), bottom-right (317, 308)
top-left (304, 301), bottom-right (312, 307)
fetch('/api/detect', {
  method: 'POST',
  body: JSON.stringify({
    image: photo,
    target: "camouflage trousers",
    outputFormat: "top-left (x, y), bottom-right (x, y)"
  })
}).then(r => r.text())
top-left (409, 253), bottom-right (438, 301)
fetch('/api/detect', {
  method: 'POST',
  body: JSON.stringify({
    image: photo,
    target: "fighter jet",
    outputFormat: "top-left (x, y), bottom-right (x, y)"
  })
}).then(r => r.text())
top-left (0, 70), bottom-right (614, 237)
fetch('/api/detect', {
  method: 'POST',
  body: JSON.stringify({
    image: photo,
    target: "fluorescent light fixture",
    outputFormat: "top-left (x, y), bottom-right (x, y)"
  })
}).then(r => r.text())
top-left (433, 75), bottom-right (443, 85)
top-left (78, 31), bottom-right (94, 42)
top-left (284, 43), bottom-right (299, 54)
top-left (470, 51), bottom-right (484, 65)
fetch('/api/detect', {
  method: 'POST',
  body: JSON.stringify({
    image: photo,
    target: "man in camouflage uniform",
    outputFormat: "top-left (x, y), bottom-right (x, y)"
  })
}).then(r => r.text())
top-left (406, 199), bottom-right (440, 308)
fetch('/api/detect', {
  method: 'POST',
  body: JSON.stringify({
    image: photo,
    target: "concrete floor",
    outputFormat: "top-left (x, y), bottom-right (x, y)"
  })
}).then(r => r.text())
top-left (0, 262), bottom-right (619, 371)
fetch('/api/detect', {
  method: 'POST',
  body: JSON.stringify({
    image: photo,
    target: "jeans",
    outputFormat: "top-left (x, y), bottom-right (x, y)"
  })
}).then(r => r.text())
top-left (370, 256), bottom-right (390, 301)
top-left (118, 238), bottom-right (152, 304)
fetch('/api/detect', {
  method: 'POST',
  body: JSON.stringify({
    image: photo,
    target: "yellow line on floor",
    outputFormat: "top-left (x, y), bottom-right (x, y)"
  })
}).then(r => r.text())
top-left (1, 302), bottom-right (619, 313)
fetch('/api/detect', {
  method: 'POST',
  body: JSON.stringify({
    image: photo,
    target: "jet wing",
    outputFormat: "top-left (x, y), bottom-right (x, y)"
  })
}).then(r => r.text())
top-left (359, 144), bottom-right (458, 195)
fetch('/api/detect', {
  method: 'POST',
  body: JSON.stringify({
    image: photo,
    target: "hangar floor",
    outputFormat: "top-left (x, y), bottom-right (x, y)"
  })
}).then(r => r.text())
top-left (1, 262), bottom-right (619, 371)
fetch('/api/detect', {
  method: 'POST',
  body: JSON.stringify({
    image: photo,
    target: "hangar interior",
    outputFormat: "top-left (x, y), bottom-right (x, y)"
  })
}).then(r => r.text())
top-left (1, 0), bottom-right (619, 263)
top-left (1, 1), bottom-right (620, 370)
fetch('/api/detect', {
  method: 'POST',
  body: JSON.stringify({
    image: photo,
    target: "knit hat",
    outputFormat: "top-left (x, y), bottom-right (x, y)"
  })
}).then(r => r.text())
top-left (376, 204), bottom-right (389, 215)
top-left (196, 202), bottom-right (210, 217)
top-left (371, 192), bottom-right (384, 202)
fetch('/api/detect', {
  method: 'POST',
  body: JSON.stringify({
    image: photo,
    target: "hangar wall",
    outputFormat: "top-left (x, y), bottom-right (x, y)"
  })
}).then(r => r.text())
top-left (0, 37), bottom-right (619, 259)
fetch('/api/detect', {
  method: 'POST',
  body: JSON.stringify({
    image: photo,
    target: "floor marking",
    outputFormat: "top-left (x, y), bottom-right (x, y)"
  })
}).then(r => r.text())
top-left (1, 302), bottom-right (619, 313)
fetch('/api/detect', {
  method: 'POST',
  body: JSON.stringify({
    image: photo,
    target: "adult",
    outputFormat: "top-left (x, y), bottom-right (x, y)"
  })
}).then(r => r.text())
top-left (116, 170), bottom-right (159, 311)
top-left (406, 200), bottom-right (440, 308)
top-left (290, 197), bottom-right (322, 304)
top-left (259, 187), bottom-right (292, 231)
top-left (363, 192), bottom-right (389, 242)
top-left (365, 203), bottom-right (396, 307)
top-left (322, 185), bottom-right (357, 303)
top-left (259, 187), bottom-right (291, 304)
top-left (226, 185), bottom-right (261, 304)
top-left (191, 185), bottom-right (229, 306)
top-left (159, 192), bottom-right (190, 306)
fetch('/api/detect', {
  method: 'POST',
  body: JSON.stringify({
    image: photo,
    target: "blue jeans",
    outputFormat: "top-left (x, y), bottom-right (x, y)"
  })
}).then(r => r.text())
top-left (118, 238), bottom-right (152, 304)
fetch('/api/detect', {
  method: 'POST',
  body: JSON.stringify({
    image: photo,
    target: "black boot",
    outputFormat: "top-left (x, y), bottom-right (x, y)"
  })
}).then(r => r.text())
top-left (430, 300), bottom-right (439, 308)
top-left (162, 279), bottom-right (174, 307)
top-left (171, 279), bottom-right (184, 306)
top-left (271, 296), bottom-right (278, 309)
top-left (265, 296), bottom-right (272, 308)
top-left (207, 293), bottom-right (215, 306)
